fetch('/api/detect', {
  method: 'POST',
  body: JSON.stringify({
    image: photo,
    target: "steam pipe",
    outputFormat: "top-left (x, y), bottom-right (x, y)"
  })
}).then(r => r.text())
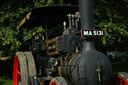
top-left (79, 0), bottom-right (95, 51)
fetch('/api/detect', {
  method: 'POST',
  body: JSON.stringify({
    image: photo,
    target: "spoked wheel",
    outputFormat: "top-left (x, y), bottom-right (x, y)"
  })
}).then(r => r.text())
top-left (117, 72), bottom-right (128, 85)
top-left (109, 72), bottom-right (128, 85)
top-left (24, 52), bottom-right (37, 85)
top-left (13, 52), bottom-right (29, 85)
top-left (49, 77), bottom-right (68, 85)
top-left (50, 81), bottom-right (57, 85)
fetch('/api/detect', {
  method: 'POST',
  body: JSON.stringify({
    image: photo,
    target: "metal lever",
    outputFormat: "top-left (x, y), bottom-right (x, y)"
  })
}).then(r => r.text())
top-left (96, 61), bottom-right (102, 85)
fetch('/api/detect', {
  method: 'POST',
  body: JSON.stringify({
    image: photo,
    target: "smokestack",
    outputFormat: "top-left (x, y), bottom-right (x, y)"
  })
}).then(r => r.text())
top-left (79, 0), bottom-right (95, 51)
top-left (79, 0), bottom-right (94, 29)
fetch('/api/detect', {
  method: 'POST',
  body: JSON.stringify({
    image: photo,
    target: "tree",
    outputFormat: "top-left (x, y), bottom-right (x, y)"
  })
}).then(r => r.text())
top-left (94, 0), bottom-right (128, 52)
top-left (0, 0), bottom-right (33, 57)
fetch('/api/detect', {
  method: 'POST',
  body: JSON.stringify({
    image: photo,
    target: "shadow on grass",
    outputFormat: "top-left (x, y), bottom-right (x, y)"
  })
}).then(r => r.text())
top-left (0, 58), bottom-right (13, 85)
top-left (0, 81), bottom-right (6, 85)
top-left (0, 58), bottom-right (13, 79)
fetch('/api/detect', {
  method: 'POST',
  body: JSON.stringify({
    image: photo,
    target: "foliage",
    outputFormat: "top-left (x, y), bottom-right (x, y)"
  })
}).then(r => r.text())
top-left (0, 6), bottom-right (30, 56)
top-left (34, 0), bottom-right (64, 7)
top-left (94, 0), bottom-right (128, 51)
top-left (23, 26), bottom-right (45, 40)
top-left (0, 0), bottom-right (127, 57)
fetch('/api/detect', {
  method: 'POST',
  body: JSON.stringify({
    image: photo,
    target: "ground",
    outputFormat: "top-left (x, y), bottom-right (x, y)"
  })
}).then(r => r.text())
top-left (0, 78), bottom-right (13, 85)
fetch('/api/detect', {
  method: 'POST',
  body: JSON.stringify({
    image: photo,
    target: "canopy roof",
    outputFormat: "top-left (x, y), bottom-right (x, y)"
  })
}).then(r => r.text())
top-left (17, 5), bottom-right (79, 29)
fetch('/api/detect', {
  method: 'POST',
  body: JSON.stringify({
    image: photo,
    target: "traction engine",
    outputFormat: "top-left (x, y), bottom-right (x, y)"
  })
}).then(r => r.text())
top-left (13, 0), bottom-right (128, 85)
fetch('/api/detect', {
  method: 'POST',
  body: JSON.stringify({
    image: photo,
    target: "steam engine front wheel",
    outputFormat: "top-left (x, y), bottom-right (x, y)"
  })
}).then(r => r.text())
top-left (50, 77), bottom-right (68, 85)
top-left (109, 72), bottom-right (128, 85)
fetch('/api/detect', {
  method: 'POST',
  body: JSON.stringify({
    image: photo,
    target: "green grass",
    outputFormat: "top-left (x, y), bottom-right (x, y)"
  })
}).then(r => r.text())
top-left (0, 78), bottom-right (13, 85)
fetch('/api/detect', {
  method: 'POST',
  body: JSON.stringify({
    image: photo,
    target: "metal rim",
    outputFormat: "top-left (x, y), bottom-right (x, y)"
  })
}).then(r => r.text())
top-left (50, 81), bottom-right (58, 85)
top-left (13, 55), bottom-right (21, 85)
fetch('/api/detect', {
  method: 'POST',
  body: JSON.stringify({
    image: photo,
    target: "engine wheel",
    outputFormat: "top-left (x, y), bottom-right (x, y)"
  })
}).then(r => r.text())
top-left (118, 72), bottom-right (128, 85)
top-left (24, 52), bottom-right (36, 77)
top-left (13, 52), bottom-right (29, 85)
top-left (109, 72), bottom-right (128, 85)
top-left (49, 77), bottom-right (68, 85)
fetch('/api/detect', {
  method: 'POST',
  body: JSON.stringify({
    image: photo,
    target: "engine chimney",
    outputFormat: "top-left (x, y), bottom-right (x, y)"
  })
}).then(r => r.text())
top-left (79, 0), bottom-right (95, 51)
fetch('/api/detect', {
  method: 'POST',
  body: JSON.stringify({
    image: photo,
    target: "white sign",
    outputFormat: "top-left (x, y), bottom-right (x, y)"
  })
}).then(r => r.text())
top-left (82, 30), bottom-right (104, 37)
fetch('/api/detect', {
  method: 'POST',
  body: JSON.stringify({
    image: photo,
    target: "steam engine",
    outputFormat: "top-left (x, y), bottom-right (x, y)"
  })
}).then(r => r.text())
top-left (13, 0), bottom-right (112, 85)
top-left (32, 0), bottom-right (112, 84)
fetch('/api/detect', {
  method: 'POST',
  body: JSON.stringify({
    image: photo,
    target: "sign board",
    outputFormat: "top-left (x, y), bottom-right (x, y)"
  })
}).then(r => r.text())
top-left (81, 29), bottom-right (105, 38)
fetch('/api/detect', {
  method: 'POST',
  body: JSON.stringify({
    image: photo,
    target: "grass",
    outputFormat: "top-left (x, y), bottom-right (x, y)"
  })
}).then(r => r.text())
top-left (0, 78), bottom-right (13, 85)
top-left (0, 60), bottom-right (13, 85)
